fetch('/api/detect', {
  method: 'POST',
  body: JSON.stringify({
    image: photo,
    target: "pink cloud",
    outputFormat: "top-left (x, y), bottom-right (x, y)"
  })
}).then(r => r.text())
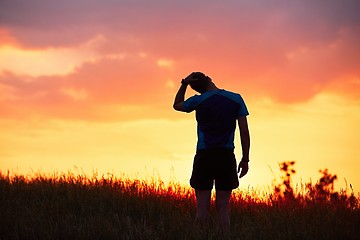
top-left (0, 0), bottom-right (359, 118)
top-left (0, 54), bottom-right (174, 120)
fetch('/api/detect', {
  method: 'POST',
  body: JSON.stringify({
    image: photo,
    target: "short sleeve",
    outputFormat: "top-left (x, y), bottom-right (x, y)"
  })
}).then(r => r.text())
top-left (237, 95), bottom-right (249, 117)
top-left (182, 95), bottom-right (201, 113)
top-left (218, 90), bottom-right (249, 117)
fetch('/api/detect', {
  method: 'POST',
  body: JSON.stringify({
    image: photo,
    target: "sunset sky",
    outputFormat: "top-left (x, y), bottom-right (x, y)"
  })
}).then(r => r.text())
top-left (1, 0), bottom-right (359, 191)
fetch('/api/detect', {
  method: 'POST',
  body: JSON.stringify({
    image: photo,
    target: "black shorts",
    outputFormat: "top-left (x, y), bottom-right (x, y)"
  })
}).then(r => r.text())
top-left (190, 148), bottom-right (239, 190)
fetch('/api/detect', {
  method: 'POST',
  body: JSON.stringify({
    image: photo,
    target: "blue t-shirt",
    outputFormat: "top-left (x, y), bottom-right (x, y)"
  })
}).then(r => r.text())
top-left (183, 89), bottom-right (249, 150)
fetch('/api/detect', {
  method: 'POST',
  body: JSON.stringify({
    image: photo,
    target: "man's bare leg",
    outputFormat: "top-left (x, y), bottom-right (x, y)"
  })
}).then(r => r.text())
top-left (215, 190), bottom-right (232, 233)
top-left (194, 190), bottom-right (212, 226)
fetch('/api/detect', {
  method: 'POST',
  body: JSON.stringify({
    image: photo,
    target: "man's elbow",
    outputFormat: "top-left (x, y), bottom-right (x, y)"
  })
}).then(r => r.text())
top-left (173, 103), bottom-right (187, 112)
top-left (173, 103), bottom-right (182, 111)
top-left (240, 127), bottom-right (250, 137)
top-left (173, 103), bottom-right (179, 110)
top-left (240, 126), bottom-right (249, 133)
top-left (239, 125), bottom-right (250, 141)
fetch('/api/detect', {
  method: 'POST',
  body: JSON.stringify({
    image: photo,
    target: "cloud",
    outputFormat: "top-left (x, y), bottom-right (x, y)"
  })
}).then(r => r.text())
top-left (0, 52), bottom-right (175, 120)
top-left (0, 35), bottom-right (105, 76)
top-left (0, 0), bottom-right (359, 116)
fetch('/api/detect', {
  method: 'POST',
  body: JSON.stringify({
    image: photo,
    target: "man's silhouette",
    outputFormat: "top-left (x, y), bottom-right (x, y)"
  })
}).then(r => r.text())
top-left (173, 72), bottom-right (250, 232)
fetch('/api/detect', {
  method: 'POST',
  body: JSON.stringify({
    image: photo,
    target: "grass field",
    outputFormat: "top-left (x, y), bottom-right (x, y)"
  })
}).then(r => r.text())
top-left (1, 162), bottom-right (359, 240)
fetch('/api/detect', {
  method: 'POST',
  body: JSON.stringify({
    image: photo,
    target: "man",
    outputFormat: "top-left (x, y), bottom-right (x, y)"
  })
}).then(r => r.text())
top-left (173, 72), bottom-right (250, 232)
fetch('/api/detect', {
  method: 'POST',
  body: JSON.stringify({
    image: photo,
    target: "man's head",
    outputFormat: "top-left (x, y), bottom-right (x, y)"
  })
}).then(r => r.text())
top-left (188, 72), bottom-right (212, 93)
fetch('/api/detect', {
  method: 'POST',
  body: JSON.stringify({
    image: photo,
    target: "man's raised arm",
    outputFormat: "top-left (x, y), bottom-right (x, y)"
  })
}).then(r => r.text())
top-left (173, 81), bottom-right (188, 112)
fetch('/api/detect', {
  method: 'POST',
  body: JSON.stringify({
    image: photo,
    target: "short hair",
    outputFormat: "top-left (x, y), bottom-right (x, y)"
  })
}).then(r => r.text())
top-left (189, 72), bottom-right (212, 93)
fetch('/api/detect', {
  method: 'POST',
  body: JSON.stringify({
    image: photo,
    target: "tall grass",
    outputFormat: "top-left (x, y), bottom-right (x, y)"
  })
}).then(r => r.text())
top-left (0, 162), bottom-right (359, 240)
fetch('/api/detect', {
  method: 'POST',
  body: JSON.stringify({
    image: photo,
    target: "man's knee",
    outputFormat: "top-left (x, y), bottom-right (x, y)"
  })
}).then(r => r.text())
top-left (215, 190), bottom-right (232, 210)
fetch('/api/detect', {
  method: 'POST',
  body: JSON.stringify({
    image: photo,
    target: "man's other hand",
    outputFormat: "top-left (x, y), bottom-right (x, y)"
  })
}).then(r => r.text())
top-left (238, 160), bottom-right (249, 178)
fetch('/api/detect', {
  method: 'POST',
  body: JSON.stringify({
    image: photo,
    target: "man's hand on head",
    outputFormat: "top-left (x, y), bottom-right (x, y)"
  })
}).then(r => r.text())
top-left (182, 72), bottom-right (200, 84)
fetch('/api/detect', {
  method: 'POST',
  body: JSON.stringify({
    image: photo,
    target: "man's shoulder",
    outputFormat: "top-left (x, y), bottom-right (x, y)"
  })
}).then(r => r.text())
top-left (218, 90), bottom-right (243, 103)
top-left (183, 93), bottom-right (211, 112)
top-left (218, 90), bottom-right (249, 116)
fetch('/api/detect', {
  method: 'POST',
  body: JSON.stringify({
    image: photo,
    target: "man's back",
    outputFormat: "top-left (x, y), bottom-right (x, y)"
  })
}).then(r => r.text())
top-left (183, 89), bottom-right (249, 150)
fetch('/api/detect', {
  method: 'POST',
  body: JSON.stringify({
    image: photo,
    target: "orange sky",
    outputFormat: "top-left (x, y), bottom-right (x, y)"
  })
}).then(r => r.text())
top-left (1, 1), bottom-right (359, 191)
